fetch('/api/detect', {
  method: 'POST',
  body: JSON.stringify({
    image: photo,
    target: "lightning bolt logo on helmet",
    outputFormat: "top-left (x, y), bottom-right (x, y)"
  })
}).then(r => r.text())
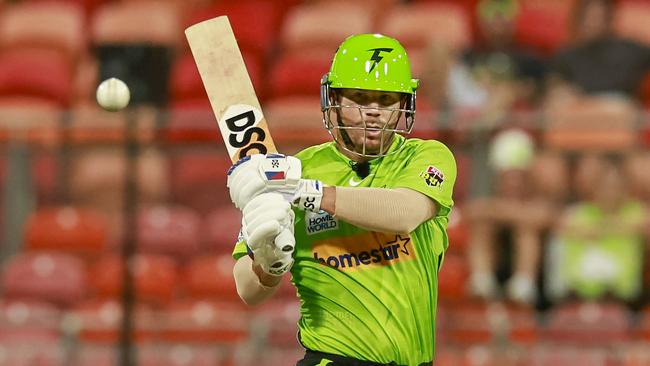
top-left (367, 48), bottom-right (393, 73)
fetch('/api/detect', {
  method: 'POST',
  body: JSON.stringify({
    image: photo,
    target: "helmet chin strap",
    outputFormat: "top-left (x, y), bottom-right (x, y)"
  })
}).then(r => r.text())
top-left (334, 107), bottom-right (357, 151)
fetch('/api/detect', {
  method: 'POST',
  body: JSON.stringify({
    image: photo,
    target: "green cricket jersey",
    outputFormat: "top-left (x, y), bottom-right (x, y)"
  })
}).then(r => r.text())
top-left (233, 135), bottom-right (456, 365)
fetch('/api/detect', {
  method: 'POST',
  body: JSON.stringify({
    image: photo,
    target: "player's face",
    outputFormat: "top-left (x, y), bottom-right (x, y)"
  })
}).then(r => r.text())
top-left (336, 88), bottom-right (403, 155)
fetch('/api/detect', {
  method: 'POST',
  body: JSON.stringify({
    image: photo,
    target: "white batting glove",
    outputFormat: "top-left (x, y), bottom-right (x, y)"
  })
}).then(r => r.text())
top-left (241, 193), bottom-right (295, 276)
top-left (227, 154), bottom-right (324, 212)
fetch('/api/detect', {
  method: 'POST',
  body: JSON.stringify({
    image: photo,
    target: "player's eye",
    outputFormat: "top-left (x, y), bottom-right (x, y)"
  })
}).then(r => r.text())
top-left (349, 92), bottom-right (369, 105)
top-left (379, 93), bottom-right (401, 106)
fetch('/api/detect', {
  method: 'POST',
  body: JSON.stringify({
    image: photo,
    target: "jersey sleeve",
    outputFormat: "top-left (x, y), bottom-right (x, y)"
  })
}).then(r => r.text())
top-left (393, 140), bottom-right (457, 217)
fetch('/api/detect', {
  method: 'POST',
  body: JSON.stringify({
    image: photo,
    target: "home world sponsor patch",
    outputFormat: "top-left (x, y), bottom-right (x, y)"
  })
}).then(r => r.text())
top-left (305, 211), bottom-right (338, 235)
top-left (312, 233), bottom-right (415, 271)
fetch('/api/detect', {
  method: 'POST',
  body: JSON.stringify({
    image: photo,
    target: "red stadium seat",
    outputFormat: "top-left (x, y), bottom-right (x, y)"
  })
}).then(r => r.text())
top-left (169, 152), bottom-right (231, 214)
top-left (514, 0), bottom-right (573, 55)
top-left (139, 343), bottom-right (227, 366)
top-left (32, 152), bottom-right (59, 203)
top-left (0, 100), bottom-right (61, 145)
top-left (453, 152), bottom-right (472, 203)
top-left (0, 300), bottom-right (62, 332)
top-left (24, 206), bottom-right (108, 257)
top-left (640, 72), bottom-right (650, 111)
top-left (249, 346), bottom-right (305, 366)
top-left (92, 1), bottom-right (180, 46)
top-left (621, 342), bottom-right (650, 366)
top-left (1, 252), bottom-right (86, 307)
top-left (68, 103), bottom-right (158, 144)
top-left (543, 301), bottom-right (632, 346)
top-left (201, 204), bottom-right (242, 254)
top-left (69, 146), bottom-right (169, 245)
top-left (614, 1), bottom-right (650, 45)
top-left (530, 346), bottom-right (611, 366)
top-left (90, 254), bottom-right (179, 306)
top-left (170, 50), bottom-right (264, 105)
top-left (169, 53), bottom-right (207, 104)
top-left (443, 302), bottom-right (538, 346)
top-left (0, 329), bottom-right (65, 366)
top-left (268, 53), bottom-right (331, 99)
top-left (379, 3), bottom-right (472, 52)
top-left (137, 205), bottom-right (201, 260)
top-left (76, 343), bottom-right (228, 366)
top-left (254, 299), bottom-right (301, 347)
top-left (184, 0), bottom-right (284, 61)
top-left (505, 304), bottom-right (539, 344)
top-left (280, 2), bottom-right (372, 56)
top-left (445, 302), bottom-right (493, 345)
top-left (544, 97), bottom-right (638, 152)
top-left (158, 300), bottom-right (250, 344)
top-left (184, 254), bottom-right (239, 302)
top-left (74, 344), bottom-right (120, 366)
top-left (0, 2), bottom-right (85, 63)
top-left (438, 254), bottom-right (469, 303)
top-left (636, 306), bottom-right (650, 341)
top-left (433, 348), bottom-right (462, 366)
top-left (164, 104), bottom-right (218, 144)
top-left (264, 96), bottom-right (330, 149)
top-left (27, 0), bottom-right (106, 19)
top-left (446, 207), bottom-right (469, 256)
top-left (68, 299), bottom-right (158, 343)
top-left (0, 49), bottom-right (73, 107)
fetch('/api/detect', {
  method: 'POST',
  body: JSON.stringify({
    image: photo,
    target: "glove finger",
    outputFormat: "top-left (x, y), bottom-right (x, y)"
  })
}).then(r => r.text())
top-left (246, 207), bottom-right (289, 230)
top-left (274, 226), bottom-right (295, 253)
top-left (259, 252), bottom-right (294, 276)
top-left (243, 193), bottom-right (290, 217)
top-left (247, 220), bottom-right (281, 249)
top-left (235, 179), bottom-right (265, 209)
top-left (231, 168), bottom-right (266, 204)
top-left (245, 199), bottom-right (291, 226)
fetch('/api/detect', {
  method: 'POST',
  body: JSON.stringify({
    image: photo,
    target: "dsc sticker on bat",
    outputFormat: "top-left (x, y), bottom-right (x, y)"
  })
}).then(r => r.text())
top-left (221, 104), bottom-right (269, 160)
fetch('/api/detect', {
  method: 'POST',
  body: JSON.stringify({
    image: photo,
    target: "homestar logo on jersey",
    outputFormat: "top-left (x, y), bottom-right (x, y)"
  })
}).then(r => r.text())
top-left (305, 210), bottom-right (338, 235)
top-left (313, 233), bottom-right (415, 271)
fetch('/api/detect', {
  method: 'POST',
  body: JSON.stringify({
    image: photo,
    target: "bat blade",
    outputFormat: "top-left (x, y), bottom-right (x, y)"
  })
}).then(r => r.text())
top-left (185, 16), bottom-right (277, 162)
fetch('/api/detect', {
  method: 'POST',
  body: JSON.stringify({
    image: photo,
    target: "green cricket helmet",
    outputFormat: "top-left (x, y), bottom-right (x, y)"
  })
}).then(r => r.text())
top-left (320, 33), bottom-right (419, 158)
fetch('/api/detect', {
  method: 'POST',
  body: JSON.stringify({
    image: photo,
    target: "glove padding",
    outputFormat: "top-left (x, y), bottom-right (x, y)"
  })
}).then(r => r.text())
top-left (241, 193), bottom-right (295, 276)
top-left (227, 154), bottom-right (324, 212)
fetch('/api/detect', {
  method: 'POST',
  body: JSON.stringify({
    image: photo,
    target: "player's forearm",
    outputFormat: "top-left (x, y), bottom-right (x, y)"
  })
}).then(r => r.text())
top-left (233, 256), bottom-right (282, 306)
top-left (321, 187), bottom-right (437, 233)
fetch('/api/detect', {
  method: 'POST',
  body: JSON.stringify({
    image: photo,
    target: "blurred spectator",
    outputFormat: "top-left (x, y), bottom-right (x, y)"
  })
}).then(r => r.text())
top-left (546, 156), bottom-right (648, 304)
top-left (466, 129), bottom-right (553, 305)
top-left (624, 151), bottom-right (650, 205)
top-left (529, 150), bottom-right (571, 205)
top-left (423, 0), bottom-right (547, 122)
top-left (572, 153), bottom-right (606, 201)
top-left (548, 0), bottom-right (650, 102)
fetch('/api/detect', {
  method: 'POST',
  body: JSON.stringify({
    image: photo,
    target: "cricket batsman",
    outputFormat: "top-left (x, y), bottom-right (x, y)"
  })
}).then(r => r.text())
top-left (227, 34), bottom-right (456, 366)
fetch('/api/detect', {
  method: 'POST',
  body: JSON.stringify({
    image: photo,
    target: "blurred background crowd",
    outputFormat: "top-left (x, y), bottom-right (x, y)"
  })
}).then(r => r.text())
top-left (0, 0), bottom-right (650, 365)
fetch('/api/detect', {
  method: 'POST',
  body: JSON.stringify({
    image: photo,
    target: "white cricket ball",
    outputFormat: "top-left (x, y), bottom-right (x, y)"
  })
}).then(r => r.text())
top-left (96, 78), bottom-right (130, 112)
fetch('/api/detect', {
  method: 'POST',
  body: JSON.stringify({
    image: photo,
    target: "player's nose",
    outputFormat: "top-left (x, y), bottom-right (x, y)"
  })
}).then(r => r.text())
top-left (364, 104), bottom-right (381, 117)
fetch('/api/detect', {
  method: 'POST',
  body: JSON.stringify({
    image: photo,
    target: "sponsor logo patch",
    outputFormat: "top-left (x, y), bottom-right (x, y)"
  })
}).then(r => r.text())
top-left (305, 211), bottom-right (338, 235)
top-left (313, 233), bottom-right (414, 271)
top-left (420, 165), bottom-right (444, 189)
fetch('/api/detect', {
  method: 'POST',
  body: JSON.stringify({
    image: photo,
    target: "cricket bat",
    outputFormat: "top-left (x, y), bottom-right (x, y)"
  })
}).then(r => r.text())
top-left (185, 16), bottom-right (296, 259)
top-left (185, 16), bottom-right (277, 163)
